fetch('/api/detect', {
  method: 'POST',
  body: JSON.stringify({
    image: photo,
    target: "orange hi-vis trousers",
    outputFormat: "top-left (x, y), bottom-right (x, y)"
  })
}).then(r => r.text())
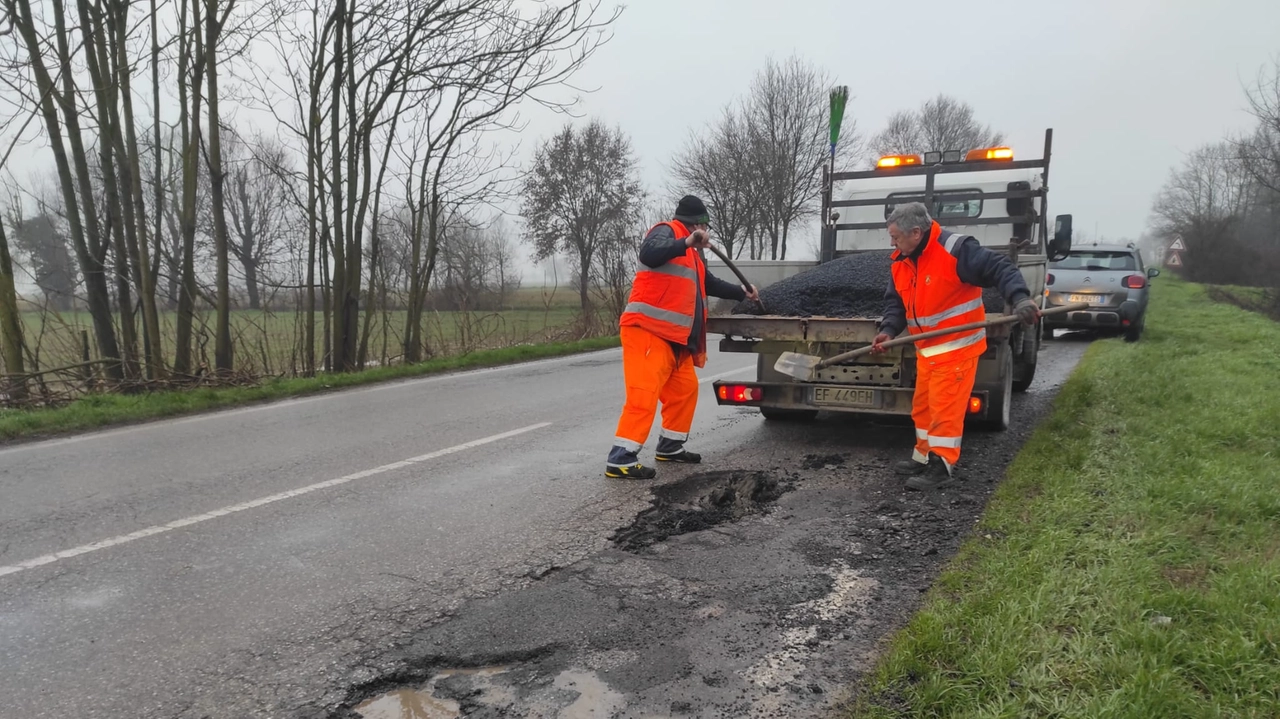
top-left (609, 326), bottom-right (699, 467)
top-left (910, 355), bottom-right (979, 473)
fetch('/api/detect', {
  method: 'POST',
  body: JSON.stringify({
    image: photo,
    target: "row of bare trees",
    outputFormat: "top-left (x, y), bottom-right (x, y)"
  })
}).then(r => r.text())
top-left (666, 63), bottom-right (1005, 262)
top-left (0, 0), bottom-right (617, 399)
top-left (666, 56), bottom-right (843, 262)
top-left (1150, 57), bottom-right (1280, 293)
top-left (517, 61), bottom-right (1012, 328)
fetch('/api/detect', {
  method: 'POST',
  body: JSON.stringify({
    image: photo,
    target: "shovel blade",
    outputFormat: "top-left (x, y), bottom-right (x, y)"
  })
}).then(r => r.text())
top-left (773, 351), bottom-right (822, 381)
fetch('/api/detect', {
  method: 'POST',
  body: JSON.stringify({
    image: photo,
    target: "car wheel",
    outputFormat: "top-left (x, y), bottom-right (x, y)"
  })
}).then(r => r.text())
top-left (760, 407), bottom-right (819, 422)
top-left (1124, 314), bottom-right (1145, 343)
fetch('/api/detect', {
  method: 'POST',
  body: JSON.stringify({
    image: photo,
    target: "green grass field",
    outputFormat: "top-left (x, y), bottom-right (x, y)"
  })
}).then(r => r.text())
top-left (849, 278), bottom-right (1280, 718)
top-left (0, 335), bottom-right (620, 441)
top-left (14, 287), bottom-right (590, 376)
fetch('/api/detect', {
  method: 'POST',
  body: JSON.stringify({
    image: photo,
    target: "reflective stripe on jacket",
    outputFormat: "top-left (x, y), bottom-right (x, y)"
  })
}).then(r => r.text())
top-left (890, 222), bottom-right (987, 362)
top-left (620, 220), bottom-right (709, 367)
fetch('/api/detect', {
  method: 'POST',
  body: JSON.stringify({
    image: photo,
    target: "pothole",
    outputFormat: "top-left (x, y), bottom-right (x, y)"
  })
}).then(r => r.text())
top-left (351, 666), bottom-right (624, 719)
top-left (610, 470), bottom-right (791, 551)
top-left (353, 666), bottom-right (511, 719)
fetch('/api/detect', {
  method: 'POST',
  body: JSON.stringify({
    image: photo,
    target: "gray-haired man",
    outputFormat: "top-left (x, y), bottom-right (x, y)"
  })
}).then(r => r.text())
top-left (870, 202), bottom-right (1040, 490)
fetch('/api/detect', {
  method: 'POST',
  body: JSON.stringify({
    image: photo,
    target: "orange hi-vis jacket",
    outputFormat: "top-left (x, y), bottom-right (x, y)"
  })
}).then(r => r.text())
top-left (890, 222), bottom-right (989, 363)
top-left (620, 220), bottom-right (710, 367)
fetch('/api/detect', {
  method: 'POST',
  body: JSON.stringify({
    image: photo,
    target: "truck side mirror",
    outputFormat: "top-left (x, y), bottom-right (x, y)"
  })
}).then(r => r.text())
top-left (1048, 214), bottom-right (1072, 262)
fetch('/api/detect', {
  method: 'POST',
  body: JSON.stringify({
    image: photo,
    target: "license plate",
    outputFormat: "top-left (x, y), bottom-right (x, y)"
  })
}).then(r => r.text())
top-left (812, 387), bottom-right (876, 408)
top-left (1068, 294), bottom-right (1106, 305)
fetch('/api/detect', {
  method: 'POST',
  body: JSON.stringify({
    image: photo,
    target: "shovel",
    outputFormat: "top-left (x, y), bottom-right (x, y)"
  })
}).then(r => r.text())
top-left (773, 302), bottom-right (1089, 381)
top-left (704, 242), bottom-right (766, 313)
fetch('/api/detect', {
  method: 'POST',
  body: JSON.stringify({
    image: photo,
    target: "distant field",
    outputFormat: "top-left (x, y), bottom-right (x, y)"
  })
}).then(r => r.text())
top-left (14, 286), bottom-right (597, 376)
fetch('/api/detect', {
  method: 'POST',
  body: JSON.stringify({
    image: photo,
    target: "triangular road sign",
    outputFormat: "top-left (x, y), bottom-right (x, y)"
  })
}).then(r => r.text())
top-left (1167, 252), bottom-right (1182, 267)
top-left (1169, 237), bottom-right (1186, 251)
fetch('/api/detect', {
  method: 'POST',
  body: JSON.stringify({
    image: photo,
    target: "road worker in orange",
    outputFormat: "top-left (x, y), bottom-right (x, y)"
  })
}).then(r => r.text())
top-left (605, 195), bottom-right (760, 479)
top-left (871, 202), bottom-right (1041, 491)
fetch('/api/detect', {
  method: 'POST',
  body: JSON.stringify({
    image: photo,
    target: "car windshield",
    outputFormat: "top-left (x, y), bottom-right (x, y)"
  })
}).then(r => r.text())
top-left (1051, 251), bottom-right (1138, 271)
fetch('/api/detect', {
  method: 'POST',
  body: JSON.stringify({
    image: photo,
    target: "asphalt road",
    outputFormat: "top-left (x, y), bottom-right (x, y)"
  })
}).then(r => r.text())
top-left (0, 337), bottom-right (1089, 718)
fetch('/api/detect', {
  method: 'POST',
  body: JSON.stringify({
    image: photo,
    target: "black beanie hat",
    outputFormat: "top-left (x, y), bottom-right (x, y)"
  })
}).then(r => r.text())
top-left (673, 195), bottom-right (710, 226)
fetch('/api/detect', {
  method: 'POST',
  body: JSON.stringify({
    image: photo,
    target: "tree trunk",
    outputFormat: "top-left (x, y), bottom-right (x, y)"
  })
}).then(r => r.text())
top-left (174, 0), bottom-right (205, 375)
top-left (0, 222), bottom-right (26, 401)
top-left (13, 0), bottom-right (123, 381)
top-left (205, 0), bottom-right (233, 373)
top-left (111, 0), bottom-right (165, 378)
top-left (152, 0), bottom-right (166, 310)
top-left (327, 0), bottom-right (349, 371)
top-left (79, 0), bottom-right (141, 381)
top-left (232, 171), bottom-right (261, 310)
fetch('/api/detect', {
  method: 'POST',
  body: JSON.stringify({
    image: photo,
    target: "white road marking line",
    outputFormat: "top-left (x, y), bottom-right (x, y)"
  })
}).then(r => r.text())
top-left (0, 422), bottom-right (553, 579)
top-left (700, 366), bottom-right (754, 384)
top-left (0, 348), bottom-right (622, 456)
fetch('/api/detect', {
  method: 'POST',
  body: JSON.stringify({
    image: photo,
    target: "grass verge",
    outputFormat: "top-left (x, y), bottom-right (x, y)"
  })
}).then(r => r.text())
top-left (849, 278), bottom-right (1280, 718)
top-left (0, 336), bottom-right (620, 442)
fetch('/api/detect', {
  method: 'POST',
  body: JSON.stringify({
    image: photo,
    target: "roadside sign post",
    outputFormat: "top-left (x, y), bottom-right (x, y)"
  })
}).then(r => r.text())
top-left (1167, 235), bottom-right (1185, 268)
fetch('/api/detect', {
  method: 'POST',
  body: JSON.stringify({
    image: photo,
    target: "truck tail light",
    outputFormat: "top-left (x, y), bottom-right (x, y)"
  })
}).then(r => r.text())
top-left (1123, 274), bottom-right (1146, 289)
top-left (968, 396), bottom-right (983, 414)
top-left (1046, 273), bottom-right (1055, 286)
top-left (718, 384), bottom-right (763, 403)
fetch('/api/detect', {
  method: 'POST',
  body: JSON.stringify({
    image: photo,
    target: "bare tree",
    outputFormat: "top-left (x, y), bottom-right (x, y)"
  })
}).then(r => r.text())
top-left (522, 119), bottom-right (645, 324)
top-left (1239, 57), bottom-right (1280, 195)
top-left (870, 94), bottom-right (1003, 159)
top-left (10, 211), bottom-right (77, 310)
top-left (224, 132), bottom-right (291, 309)
top-left (7, 0), bottom-right (125, 380)
top-left (741, 56), bottom-right (849, 260)
top-left (589, 210), bottom-right (644, 322)
top-left (1150, 142), bottom-right (1258, 283)
top-left (668, 109), bottom-right (759, 260)
top-left (0, 210), bottom-right (25, 397)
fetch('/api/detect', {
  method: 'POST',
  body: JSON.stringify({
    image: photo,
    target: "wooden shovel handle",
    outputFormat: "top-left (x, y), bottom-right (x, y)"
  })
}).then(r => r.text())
top-left (816, 302), bottom-right (1089, 368)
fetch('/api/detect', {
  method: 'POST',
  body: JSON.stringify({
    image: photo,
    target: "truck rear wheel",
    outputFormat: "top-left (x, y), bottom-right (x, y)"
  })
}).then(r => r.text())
top-left (759, 406), bottom-right (819, 422)
top-left (1012, 322), bottom-right (1040, 393)
top-left (974, 350), bottom-right (1012, 431)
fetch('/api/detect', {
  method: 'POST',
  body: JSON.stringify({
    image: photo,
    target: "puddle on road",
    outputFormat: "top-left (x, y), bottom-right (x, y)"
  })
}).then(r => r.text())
top-left (354, 666), bottom-right (625, 718)
top-left (354, 666), bottom-right (509, 719)
top-left (553, 670), bottom-right (626, 718)
top-left (355, 688), bottom-right (460, 719)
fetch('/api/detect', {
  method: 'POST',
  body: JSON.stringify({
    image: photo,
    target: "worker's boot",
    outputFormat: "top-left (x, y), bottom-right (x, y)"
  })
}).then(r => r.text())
top-left (606, 443), bottom-right (657, 480)
top-left (894, 456), bottom-right (930, 476)
top-left (906, 458), bottom-right (957, 491)
top-left (656, 437), bottom-right (701, 464)
top-left (605, 463), bottom-right (657, 480)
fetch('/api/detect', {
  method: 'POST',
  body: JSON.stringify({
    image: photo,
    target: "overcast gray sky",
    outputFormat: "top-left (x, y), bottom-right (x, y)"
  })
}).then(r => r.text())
top-left (522, 0), bottom-right (1280, 252)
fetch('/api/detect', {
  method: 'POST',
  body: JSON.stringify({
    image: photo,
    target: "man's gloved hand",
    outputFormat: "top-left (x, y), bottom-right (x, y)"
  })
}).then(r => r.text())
top-left (1014, 297), bottom-right (1041, 326)
top-left (685, 230), bottom-right (711, 249)
top-left (743, 284), bottom-right (760, 303)
top-left (870, 332), bottom-right (892, 354)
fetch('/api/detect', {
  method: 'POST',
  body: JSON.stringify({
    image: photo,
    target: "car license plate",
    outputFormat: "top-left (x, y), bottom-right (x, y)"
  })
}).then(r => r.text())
top-left (1068, 294), bottom-right (1106, 305)
top-left (812, 387), bottom-right (876, 408)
